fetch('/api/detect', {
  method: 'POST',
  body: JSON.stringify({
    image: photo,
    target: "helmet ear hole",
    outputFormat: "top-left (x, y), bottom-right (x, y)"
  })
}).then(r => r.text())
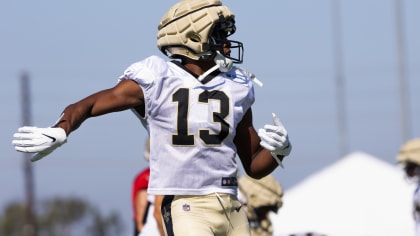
top-left (187, 32), bottom-right (201, 43)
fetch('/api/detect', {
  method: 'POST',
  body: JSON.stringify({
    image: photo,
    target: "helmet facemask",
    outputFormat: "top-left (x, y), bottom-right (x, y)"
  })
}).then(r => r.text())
top-left (207, 15), bottom-right (243, 64)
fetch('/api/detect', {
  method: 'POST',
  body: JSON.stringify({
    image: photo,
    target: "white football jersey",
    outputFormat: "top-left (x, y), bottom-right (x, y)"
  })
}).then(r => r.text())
top-left (119, 55), bottom-right (255, 196)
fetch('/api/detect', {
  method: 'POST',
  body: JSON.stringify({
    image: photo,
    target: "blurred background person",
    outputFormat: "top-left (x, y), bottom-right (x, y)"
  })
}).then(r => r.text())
top-left (153, 195), bottom-right (165, 236)
top-left (397, 138), bottom-right (420, 236)
top-left (132, 138), bottom-right (164, 236)
top-left (238, 175), bottom-right (283, 236)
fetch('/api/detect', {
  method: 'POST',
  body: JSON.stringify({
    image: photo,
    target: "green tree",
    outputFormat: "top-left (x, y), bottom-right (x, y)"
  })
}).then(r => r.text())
top-left (86, 208), bottom-right (123, 236)
top-left (0, 196), bottom-right (124, 236)
top-left (37, 197), bottom-right (90, 236)
top-left (0, 201), bottom-right (26, 236)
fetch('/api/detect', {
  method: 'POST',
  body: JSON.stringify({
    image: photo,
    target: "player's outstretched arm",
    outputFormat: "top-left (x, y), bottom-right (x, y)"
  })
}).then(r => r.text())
top-left (12, 79), bottom-right (145, 161)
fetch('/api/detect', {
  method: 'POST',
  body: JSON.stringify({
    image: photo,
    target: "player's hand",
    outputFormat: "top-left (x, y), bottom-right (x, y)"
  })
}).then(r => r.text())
top-left (258, 113), bottom-right (292, 157)
top-left (12, 126), bottom-right (67, 162)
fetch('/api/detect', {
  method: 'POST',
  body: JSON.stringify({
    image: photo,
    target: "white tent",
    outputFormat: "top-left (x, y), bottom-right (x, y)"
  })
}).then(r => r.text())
top-left (272, 152), bottom-right (416, 236)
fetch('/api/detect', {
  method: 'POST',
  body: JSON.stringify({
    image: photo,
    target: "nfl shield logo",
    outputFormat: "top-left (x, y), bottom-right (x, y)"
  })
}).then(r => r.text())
top-left (182, 204), bottom-right (190, 211)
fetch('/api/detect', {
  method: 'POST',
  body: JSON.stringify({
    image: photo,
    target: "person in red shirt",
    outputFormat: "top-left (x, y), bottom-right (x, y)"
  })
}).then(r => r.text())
top-left (131, 138), bottom-right (163, 236)
top-left (132, 167), bottom-right (152, 235)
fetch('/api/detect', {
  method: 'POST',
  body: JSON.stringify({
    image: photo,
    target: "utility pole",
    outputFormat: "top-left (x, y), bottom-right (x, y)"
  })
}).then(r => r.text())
top-left (332, 0), bottom-right (348, 157)
top-left (20, 72), bottom-right (37, 236)
top-left (394, 0), bottom-right (411, 142)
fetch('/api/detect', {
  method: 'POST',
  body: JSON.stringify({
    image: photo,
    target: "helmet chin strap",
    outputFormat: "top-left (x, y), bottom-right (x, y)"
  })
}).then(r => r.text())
top-left (198, 51), bottom-right (233, 82)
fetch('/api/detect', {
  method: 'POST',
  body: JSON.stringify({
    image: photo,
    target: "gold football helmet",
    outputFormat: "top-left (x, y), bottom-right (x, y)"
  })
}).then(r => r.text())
top-left (157, 0), bottom-right (243, 63)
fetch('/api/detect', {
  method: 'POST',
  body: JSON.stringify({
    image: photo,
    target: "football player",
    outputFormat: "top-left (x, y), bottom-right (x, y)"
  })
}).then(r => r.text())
top-left (12, 0), bottom-right (292, 235)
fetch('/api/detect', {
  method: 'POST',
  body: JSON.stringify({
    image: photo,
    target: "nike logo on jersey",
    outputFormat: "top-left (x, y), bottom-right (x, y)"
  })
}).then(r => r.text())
top-left (42, 134), bottom-right (56, 142)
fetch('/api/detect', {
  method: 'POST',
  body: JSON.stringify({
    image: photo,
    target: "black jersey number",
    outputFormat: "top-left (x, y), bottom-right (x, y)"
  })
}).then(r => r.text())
top-left (172, 88), bottom-right (229, 146)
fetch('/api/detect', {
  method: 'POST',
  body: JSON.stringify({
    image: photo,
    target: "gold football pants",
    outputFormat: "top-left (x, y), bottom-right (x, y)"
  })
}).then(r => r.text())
top-left (162, 193), bottom-right (250, 236)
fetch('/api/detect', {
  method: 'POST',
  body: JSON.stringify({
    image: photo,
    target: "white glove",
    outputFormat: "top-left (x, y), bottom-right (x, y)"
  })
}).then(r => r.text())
top-left (12, 126), bottom-right (67, 162)
top-left (258, 113), bottom-right (292, 157)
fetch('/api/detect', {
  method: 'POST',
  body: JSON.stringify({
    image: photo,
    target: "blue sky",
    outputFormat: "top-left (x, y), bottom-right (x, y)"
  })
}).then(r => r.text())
top-left (1, 0), bottom-right (419, 234)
